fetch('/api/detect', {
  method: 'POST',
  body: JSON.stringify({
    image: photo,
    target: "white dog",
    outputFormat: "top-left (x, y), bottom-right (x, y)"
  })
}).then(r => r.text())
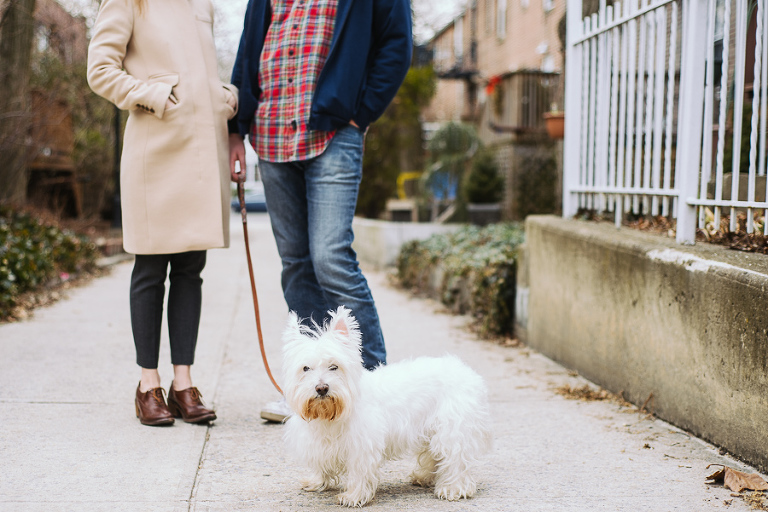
top-left (281, 306), bottom-right (493, 507)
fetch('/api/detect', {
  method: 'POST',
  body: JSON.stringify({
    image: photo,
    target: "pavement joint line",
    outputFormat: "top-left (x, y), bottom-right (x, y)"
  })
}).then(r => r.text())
top-left (187, 427), bottom-right (213, 511)
top-left (184, 257), bottom-right (243, 511)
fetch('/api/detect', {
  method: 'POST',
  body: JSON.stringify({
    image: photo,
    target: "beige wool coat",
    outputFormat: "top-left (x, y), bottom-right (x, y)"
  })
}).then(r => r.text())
top-left (87, 0), bottom-right (237, 254)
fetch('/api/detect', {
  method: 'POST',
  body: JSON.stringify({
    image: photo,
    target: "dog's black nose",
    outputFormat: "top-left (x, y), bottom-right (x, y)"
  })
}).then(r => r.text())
top-left (316, 383), bottom-right (329, 396)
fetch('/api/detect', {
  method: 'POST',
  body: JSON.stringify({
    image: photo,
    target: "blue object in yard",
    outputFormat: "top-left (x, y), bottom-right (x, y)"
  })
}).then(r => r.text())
top-left (231, 182), bottom-right (268, 212)
top-left (429, 171), bottom-right (459, 201)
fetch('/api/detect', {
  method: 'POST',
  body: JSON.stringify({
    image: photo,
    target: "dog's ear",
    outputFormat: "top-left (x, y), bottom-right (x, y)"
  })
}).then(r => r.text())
top-left (329, 306), bottom-right (361, 346)
top-left (334, 317), bottom-right (349, 336)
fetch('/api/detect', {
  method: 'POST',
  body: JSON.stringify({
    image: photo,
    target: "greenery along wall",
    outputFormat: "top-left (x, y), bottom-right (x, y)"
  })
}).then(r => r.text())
top-left (396, 223), bottom-right (525, 338)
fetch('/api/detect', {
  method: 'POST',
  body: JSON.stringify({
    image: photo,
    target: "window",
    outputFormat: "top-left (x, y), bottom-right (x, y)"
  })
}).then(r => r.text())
top-left (454, 16), bottom-right (464, 61)
top-left (497, 0), bottom-right (507, 39)
top-left (542, 54), bottom-right (555, 72)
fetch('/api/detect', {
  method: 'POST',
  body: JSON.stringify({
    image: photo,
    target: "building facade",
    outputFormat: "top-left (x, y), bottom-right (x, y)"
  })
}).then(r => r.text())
top-left (423, 0), bottom-right (566, 134)
top-left (422, 0), bottom-right (566, 220)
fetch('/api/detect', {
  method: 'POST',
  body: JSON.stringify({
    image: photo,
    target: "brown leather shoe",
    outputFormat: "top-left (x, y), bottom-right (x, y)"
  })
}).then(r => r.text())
top-left (167, 382), bottom-right (217, 423)
top-left (135, 384), bottom-right (174, 426)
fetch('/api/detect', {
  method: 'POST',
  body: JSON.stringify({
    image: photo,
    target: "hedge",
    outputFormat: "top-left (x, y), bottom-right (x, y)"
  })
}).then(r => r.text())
top-left (0, 206), bottom-right (98, 319)
top-left (396, 223), bottom-right (525, 338)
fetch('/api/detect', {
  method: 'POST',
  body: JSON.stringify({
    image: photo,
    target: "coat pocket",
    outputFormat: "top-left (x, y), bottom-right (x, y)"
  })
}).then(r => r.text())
top-left (148, 73), bottom-right (181, 115)
top-left (148, 72), bottom-right (180, 87)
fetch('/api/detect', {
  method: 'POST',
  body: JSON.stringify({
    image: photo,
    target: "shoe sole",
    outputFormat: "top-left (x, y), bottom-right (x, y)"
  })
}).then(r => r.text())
top-left (139, 417), bottom-right (175, 426)
top-left (260, 411), bottom-right (288, 423)
top-left (167, 399), bottom-right (217, 424)
top-left (179, 413), bottom-right (217, 424)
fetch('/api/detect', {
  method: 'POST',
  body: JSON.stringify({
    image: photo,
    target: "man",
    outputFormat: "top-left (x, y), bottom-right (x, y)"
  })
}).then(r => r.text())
top-left (228, 0), bottom-right (413, 421)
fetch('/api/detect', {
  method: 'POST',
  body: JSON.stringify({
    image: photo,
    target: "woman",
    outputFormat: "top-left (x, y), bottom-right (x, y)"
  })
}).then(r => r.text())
top-left (87, 0), bottom-right (238, 426)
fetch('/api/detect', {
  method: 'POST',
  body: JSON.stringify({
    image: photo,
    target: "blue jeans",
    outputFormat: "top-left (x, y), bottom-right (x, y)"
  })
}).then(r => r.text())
top-left (259, 125), bottom-right (386, 369)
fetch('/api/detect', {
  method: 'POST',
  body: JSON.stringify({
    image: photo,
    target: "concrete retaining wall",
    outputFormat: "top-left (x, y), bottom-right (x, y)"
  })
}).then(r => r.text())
top-left (352, 218), bottom-right (461, 270)
top-left (520, 215), bottom-right (768, 471)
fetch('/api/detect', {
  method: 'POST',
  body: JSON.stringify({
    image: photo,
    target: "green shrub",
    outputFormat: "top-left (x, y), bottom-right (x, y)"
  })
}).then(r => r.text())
top-left (464, 150), bottom-right (504, 204)
top-left (0, 206), bottom-right (98, 318)
top-left (396, 223), bottom-right (525, 337)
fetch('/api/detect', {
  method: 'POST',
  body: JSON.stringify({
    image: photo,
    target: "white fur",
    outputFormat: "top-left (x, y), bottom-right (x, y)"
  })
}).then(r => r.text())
top-left (281, 306), bottom-right (493, 507)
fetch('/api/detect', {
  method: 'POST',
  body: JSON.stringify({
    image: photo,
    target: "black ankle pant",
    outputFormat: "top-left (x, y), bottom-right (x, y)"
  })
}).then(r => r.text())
top-left (130, 251), bottom-right (206, 369)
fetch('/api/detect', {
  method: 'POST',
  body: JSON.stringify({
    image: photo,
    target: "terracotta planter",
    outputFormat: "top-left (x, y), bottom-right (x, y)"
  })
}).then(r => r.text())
top-left (543, 111), bottom-right (565, 139)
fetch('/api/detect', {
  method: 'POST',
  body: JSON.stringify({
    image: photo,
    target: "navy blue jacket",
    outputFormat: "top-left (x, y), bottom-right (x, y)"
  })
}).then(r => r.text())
top-left (228, 0), bottom-right (413, 137)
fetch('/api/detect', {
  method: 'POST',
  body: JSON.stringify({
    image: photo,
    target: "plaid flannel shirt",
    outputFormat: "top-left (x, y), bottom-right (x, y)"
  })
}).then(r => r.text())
top-left (251, 0), bottom-right (337, 162)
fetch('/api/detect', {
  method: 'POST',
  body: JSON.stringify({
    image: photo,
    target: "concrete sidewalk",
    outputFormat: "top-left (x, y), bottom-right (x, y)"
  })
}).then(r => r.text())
top-left (0, 212), bottom-right (764, 511)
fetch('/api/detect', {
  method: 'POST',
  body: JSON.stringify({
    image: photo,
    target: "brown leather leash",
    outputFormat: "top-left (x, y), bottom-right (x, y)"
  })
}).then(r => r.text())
top-left (237, 178), bottom-right (283, 395)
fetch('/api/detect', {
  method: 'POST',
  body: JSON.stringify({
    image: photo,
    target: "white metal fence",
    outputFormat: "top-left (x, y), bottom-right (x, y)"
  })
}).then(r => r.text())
top-left (563, 0), bottom-right (768, 243)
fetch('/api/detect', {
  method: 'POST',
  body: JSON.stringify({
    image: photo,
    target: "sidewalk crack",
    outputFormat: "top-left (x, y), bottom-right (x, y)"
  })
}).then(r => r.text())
top-left (186, 259), bottom-right (243, 511)
top-left (187, 426), bottom-right (212, 512)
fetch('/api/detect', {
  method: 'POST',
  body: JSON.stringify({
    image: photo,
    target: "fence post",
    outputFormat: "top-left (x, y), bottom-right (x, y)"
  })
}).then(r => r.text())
top-left (675, 0), bottom-right (709, 244)
top-left (562, 0), bottom-right (584, 218)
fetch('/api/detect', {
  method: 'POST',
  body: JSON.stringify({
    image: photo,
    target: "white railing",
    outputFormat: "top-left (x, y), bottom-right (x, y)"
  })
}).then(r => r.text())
top-left (563, 0), bottom-right (768, 243)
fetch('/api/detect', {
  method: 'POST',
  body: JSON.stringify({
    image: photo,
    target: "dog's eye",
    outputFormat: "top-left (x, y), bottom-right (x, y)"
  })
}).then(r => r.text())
top-left (329, 365), bottom-right (338, 371)
top-left (303, 366), bottom-right (310, 372)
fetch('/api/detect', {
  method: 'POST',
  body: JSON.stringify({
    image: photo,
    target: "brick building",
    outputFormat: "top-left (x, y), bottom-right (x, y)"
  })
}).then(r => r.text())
top-left (422, 0), bottom-right (566, 219)
top-left (33, 0), bottom-right (88, 65)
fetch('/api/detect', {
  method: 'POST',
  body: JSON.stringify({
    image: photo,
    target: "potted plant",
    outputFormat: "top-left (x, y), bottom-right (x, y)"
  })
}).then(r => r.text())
top-left (543, 102), bottom-right (565, 139)
top-left (464, 149), bottom-right (504, 225)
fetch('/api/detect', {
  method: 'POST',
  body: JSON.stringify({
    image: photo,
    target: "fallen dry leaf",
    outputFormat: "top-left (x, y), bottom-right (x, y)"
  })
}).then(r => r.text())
top-left (555, 384), bottom-right (611, 401)
top-left (706, 465), bottom-right (768, 492)
top-left (554, 384), bottom-right (634, 409)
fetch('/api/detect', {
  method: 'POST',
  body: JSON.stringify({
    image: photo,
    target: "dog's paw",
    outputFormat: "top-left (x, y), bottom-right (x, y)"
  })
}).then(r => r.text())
top-left (337, 491), bottom-right (372, 507)
top-left (435, 485), bottom-right (473, 501)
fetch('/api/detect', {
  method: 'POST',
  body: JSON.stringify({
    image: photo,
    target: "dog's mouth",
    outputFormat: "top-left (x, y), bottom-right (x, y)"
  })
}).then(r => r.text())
top-left (302, 395), bottom-right (344, 422)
